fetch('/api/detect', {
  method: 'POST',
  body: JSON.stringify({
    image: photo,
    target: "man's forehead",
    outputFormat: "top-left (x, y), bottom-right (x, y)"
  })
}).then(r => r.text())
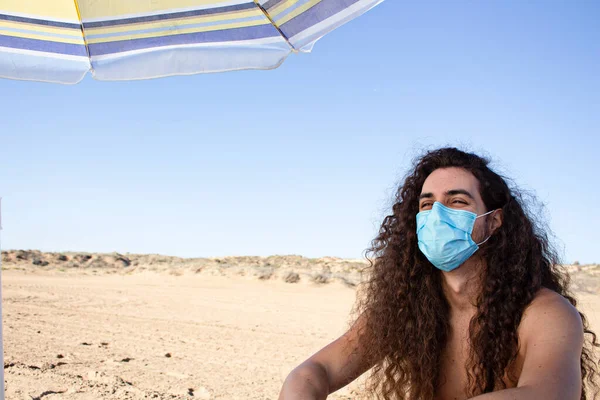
top-left (421, 168), bottom-right (479, 193)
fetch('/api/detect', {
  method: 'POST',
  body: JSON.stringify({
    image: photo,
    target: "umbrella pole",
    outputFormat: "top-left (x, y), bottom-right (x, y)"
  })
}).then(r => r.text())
top-left (0, 198), bottom-right (4, 399)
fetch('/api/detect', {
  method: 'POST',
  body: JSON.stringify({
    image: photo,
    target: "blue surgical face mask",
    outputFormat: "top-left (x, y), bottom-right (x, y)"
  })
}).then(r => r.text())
top-left (416, 202), bottom-right (495, 272)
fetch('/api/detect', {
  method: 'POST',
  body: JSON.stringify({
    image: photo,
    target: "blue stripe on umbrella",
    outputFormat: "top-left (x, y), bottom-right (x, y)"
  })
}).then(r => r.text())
top-left (0, 13), bottom-right (81, 30)
top-left (83, 3), bottom-right (257, 29)
top-left (0, 34), bottom-right (88, 56)
top-left (280, 0), bottom-right (361, 38)
top-left (87, 24), bottom-right (281, 56)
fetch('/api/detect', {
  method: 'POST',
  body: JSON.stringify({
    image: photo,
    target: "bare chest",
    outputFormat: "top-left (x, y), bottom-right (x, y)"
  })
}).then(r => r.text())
top-left (434, 319), bottom-right (523, 400)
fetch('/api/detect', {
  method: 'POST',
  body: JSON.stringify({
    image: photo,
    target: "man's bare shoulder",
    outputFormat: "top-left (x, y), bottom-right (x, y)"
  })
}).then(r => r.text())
top-left (511, 288), bottom-right (585, 398)
top-left (519, 288), bottom-right (583, 348)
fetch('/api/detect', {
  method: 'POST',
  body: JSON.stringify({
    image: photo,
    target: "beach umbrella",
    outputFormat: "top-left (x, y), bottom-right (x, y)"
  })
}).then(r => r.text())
top-left (0, 0), bottom-right (383, 84)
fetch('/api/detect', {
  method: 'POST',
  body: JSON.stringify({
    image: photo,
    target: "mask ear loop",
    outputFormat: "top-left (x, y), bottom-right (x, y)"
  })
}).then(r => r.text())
top-left (475, 209), bottom-right (498, 246)
top-left (476, 235), bottom-right (491, 246)
top-left (475, 209), bottom-right (495, 219)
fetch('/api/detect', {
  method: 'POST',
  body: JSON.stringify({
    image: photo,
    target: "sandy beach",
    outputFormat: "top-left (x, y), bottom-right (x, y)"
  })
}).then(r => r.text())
top-left (2, 271), bottom-right (363, 399)
top-left (2, 252), bottom-right (599, 399)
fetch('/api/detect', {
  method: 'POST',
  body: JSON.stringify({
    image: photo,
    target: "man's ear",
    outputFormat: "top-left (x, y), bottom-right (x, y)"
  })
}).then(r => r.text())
top-left (490, 209), bottom-right (503, 234)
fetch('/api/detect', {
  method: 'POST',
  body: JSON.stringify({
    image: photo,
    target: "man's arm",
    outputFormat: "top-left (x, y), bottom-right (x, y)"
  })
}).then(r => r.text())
top-left (469, 289), bottom-right (584, 400)
top-left (279, 313), bottom-right (374, 400)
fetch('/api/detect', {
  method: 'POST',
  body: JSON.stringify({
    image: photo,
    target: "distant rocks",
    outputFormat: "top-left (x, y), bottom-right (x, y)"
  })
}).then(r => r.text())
top-left (284, 271), bottom-right (300, 283)
top-left (2, 250), bottom-right (133, 271)
top-left (6, 250), bottom-right (593, 289)
top-left (114, 255), bottom-right (131, 267)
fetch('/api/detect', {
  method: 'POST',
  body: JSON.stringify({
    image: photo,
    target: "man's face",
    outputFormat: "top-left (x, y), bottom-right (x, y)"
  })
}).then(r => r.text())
top-left (419, 167), bottom-right (493, 243)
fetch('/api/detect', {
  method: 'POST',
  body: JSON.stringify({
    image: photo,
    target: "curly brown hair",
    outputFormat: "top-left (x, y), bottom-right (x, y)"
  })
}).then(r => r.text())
top-left (352, 147), bottom-right (599, 400)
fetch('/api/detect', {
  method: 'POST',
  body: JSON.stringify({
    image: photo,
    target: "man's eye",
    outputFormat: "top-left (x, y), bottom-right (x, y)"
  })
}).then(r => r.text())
top-left (421, 203), bottom-right (432, 208)
top-left (452, 199), bottom-right (467, 204)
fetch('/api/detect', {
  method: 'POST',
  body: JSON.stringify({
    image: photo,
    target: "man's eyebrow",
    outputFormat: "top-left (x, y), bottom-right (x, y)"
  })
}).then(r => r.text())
top-left (419, 192), bottom-right (433, 200)
top-left (446, 189), bottom-right (475, 199)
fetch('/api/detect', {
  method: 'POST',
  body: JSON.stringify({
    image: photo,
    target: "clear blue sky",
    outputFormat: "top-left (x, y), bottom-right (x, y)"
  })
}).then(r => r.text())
top-left (0, 1), bottom-right (598, 264)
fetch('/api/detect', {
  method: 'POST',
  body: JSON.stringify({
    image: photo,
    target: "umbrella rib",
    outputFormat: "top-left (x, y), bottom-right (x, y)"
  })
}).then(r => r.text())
top-left (73, 0), bottom-right (93, 73)
top-left (253, 0), bottom-right (297, 52)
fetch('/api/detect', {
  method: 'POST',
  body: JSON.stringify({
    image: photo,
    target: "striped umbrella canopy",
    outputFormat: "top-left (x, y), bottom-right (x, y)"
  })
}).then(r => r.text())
top-left (0, 0), bottom-right (383, 84)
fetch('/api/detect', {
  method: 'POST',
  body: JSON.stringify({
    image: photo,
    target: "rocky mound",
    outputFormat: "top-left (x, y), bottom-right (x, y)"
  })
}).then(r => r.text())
top-left (1, 250), bottom-right (370, 287)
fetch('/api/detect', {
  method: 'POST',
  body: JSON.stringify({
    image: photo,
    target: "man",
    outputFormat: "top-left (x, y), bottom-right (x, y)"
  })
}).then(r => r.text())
top-left (278, 148), bottom-right (598, 400)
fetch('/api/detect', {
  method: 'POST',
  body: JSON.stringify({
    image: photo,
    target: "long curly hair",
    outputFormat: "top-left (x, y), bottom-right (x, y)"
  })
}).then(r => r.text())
top-left (352, 147), bottom-right (599, 399)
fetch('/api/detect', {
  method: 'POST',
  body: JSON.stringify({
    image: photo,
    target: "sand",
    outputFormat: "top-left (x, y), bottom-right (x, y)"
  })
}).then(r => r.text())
top-left (2, 270), bottom-right (365, 399)
top-left (2, 253), bottom-right (599, 399)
